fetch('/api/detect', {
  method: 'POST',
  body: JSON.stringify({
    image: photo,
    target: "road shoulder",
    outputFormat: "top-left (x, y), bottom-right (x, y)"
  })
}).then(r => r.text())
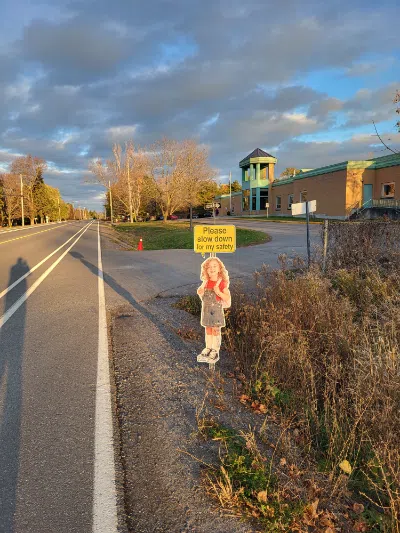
top-left (111, 297), bottom-right (258, 533)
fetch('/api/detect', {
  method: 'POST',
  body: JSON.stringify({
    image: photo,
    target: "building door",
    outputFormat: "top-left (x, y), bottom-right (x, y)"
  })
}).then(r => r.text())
top-left (363, 184), bottom-right (373, 207)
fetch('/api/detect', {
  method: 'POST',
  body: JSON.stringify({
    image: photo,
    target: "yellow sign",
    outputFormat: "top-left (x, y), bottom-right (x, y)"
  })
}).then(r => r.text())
top-left (194, 225), bottom-right (236, 253)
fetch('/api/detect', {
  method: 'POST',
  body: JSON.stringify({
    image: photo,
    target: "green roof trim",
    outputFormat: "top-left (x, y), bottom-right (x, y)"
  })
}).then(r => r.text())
top-left (272, 177), bottom-right (294, 186)
top-left (367, 154), bottom-right (400, 169)
top-left (215, 192), bottom-right (242, 199)
top-left (271, 153), bottom-right (400, 188)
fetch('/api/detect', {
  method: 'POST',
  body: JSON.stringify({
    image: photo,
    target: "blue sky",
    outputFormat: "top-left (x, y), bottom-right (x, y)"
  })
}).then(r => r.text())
top-left (0, 0), bottom-right (399, 209)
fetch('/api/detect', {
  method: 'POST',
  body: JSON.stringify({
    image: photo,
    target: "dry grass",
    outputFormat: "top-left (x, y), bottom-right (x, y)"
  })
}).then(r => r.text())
top-left (223, 221), bottom-right (400, 532)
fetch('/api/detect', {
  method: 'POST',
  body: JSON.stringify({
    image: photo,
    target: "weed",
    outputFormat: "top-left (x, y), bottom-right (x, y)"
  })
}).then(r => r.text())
top-left (173, 295), bottom-right (202, 317)
top-left (200, 419), bottom-right (306, 531)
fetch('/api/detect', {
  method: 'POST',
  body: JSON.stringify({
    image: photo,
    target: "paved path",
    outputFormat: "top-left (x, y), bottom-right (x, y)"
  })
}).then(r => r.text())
top-left (102, 220), bottom-right (320, 305)
top-left (0, 221), bottom-right (118, 533)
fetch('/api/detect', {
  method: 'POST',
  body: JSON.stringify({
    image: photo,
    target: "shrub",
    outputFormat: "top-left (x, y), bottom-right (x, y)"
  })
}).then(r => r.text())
top-left (322, 220), bottom-right (400, 273)
top-left (225, 241), bottom-right (400, 529)
top-left (173, 294), bottom-right (202, 316)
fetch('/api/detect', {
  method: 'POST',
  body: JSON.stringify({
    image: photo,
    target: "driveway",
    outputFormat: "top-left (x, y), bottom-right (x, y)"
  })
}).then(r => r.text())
top-left (101, 221), bottom-right (320, 306)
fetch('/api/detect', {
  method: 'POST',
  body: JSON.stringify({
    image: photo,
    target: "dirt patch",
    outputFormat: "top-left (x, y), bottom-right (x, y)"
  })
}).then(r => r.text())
top-left (100, 223), bottom-right (133, 251)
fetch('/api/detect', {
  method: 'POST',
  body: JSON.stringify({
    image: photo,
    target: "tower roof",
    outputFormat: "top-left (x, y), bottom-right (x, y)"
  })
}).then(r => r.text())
top-left (239, 148), bottom-right (276, 167)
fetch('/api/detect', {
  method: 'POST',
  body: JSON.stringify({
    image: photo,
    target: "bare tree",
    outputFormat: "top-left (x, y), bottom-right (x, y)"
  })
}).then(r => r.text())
top-left (10, 155), bottom-right (47, 224)
top-left (89, 141), bottom-right (149, 222)
top-left (178, 140), bottom-right (216, 227)
top-left (371, 92), bottom-right (400, 155)
top-left (2, 173), bottom-right (21, 226)
top-left (147, 138), bottom-right (184, 221)
top-left (148, 138), bottom-right (216, 221)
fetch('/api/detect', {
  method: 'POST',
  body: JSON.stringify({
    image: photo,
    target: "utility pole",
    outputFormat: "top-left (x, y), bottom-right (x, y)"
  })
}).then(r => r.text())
top-left (20, 174), bottom-right (25, 227)
top-left (127, 156), bottom-right (133, 223)
top-left (108, 181), bottom-right (114, 224)
top-left (58, 197), bottom-right (61, 222)
top-left (229, 171), bottom-right (232, 214)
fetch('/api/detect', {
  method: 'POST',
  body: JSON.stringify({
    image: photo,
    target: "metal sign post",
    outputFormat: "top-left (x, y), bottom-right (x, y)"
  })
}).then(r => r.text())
top-left (305, 201), bottom-right (310, 268)
top-left (291, 200), bottom-right (317, 269)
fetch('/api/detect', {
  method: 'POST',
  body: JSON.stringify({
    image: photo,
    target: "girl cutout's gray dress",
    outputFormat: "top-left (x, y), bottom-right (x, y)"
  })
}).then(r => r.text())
top-left (201, 285), bottom-right (225, 328)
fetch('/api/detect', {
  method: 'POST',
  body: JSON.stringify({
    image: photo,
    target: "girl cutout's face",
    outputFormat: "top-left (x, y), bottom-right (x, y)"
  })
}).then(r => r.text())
top-left (206, 260), bottom-right (220, 280)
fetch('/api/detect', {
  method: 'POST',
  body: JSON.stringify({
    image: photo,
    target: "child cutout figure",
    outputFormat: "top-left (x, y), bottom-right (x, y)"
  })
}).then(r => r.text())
top-left (197, 257), bottom-right (231, 364)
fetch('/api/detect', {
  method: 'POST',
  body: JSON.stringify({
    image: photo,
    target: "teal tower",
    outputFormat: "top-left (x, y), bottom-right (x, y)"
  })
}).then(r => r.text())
top-left (239, 148), bottom-right (277, 212)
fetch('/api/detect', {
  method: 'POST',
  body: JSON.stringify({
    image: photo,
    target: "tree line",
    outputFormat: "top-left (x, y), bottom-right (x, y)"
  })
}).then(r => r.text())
top-left (0, 154), bottom-right (92, 227)
top-left (89, 137), bottom-right (241, 222)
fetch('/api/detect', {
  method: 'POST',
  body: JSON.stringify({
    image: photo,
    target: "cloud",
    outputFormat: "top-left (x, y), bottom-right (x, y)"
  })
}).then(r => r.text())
top-left (0, 0), bottom-right (398, 209)
top-left (20, 18), bottom-right (134, 84)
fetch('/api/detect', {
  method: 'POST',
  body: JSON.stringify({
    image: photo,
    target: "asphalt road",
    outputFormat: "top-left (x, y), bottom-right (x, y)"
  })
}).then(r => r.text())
top-left (0, 221), bottom-right (117, 533)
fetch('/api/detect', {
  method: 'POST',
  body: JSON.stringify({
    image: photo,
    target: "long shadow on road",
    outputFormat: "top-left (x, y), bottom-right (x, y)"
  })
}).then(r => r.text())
top-left (69, 251), bottom-right (192, 350)
top-left (0, 258), bottom-right (29, 533)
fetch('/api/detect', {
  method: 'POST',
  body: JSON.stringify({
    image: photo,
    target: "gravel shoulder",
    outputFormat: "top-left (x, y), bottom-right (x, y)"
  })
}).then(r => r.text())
top-left (111, 296), bottom-right (262, 533)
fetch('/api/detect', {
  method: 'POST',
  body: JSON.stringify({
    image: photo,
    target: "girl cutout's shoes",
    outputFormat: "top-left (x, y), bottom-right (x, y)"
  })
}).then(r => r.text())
top-left (197, 347), bottom-right (211, 362)
top-left (197, 347), bottom-right (219, 364)
top-left (207, 349), bottom-right (219, 363)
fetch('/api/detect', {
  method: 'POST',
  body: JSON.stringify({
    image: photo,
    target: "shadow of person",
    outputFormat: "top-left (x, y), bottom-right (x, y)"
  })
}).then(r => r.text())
top-left (68, 251), bottom-right (190, 350)
top-left (0, 257), bottom-right (29, 533)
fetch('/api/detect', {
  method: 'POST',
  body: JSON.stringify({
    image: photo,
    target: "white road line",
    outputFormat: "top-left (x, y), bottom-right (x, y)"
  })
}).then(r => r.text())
top-left (93, 222), bottom-right (118, 533)
top-left (93, 223), bottom-right (118, 533)
top-left (0, 222), bottom-right (73, 246)
top-left (0, 221), bottom-right (69, 235)
top-left (0, 222), bottom-right (93, 330)
top-left (0, 222), bottom-right (91, 301)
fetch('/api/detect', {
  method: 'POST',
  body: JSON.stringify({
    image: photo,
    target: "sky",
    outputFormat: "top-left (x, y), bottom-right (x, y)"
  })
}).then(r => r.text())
top-left (0, 0), bottom-right (399, 210)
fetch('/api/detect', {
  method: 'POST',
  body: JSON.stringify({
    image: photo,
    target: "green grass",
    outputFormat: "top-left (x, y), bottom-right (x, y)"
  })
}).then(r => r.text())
top-left (199, 419), bottom-right (305, 531)
top-left (113, 221), bottom-right (271, 250)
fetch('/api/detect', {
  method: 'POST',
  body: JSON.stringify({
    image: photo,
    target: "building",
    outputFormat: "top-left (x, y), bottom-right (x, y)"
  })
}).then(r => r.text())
top-left (215, 149), bottom-right (400, 219)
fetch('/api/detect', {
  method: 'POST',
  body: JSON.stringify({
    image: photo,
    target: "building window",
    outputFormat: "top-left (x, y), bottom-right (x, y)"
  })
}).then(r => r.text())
top-left (251, 188), bottom-right (257, 210)
top-left (243, 189), bottom-right (250, 210)
top-left (260, 188), bottom-right (269, 209)
top-left (300, 190), bottom-right (307, 202)
top-left (382, 183), bottom-right (395, 198)
top-left (276, 196), bottom-right (281, 210)
top-left (288, 194), bottom-right (294, 210)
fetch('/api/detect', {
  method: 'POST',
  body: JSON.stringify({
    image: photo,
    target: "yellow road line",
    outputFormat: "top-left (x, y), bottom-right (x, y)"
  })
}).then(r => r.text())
top-left (0, 223), bottom-right (70, 246)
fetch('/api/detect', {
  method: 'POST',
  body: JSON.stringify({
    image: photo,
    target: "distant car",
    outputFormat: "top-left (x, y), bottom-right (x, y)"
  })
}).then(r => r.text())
top-left (168, 214), bottom-right (179, 220)
top-left (203, 212), bottom-right (213, 217)
top-left (192, 213), bottom-right (199, 219)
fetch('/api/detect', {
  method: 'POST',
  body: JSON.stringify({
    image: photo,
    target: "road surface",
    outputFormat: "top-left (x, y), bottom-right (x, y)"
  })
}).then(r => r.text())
top-left (0, 221), bottom-right (118, 533)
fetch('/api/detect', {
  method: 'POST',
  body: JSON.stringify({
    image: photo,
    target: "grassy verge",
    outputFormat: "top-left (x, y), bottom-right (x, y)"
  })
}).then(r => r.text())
top-left (113, 221), bottom-right (271, 250)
